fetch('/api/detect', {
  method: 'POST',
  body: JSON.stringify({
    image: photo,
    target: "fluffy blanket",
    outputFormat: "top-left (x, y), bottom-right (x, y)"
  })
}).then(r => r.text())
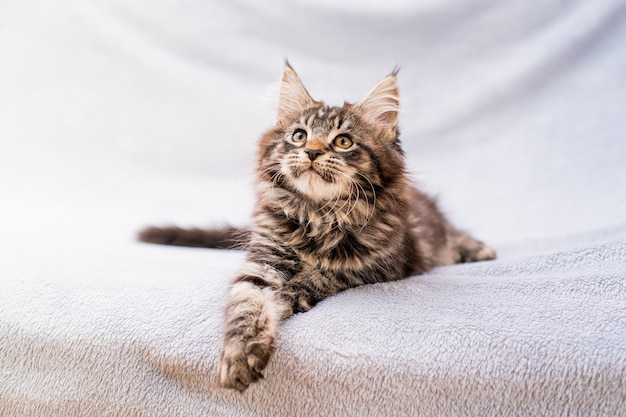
top-left (1, 0), bottom-right (625, 416)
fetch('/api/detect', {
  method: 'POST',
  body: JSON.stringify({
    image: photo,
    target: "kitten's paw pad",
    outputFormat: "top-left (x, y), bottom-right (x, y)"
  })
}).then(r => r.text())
top-left (218, 342), bottom-right (274, 392)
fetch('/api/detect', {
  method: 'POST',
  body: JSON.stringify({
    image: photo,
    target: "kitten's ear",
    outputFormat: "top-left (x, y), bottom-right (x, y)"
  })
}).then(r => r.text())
top-left (356, 72), bottom-right (400, 137)
top-left (277, 63), bottom-right (315, 122)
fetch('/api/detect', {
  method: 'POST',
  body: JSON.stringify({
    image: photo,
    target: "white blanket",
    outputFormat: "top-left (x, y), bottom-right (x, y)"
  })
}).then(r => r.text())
top-left (1, 0), bottom-right (625, 416)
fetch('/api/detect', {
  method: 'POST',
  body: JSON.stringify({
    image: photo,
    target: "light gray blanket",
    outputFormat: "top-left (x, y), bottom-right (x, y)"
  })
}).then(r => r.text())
top-left (1, 0), bottom-right (625, 416)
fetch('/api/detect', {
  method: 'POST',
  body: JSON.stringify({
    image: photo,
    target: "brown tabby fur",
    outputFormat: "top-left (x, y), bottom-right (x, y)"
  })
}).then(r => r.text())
top-left (138, 64), bottom-right (496, 392)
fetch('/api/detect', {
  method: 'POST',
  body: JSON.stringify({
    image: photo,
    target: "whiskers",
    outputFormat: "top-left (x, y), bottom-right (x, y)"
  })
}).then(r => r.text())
top-left (354, 172), bottom-right (377, 231)
top-left (258, 164), bottom-right (285, 199)
top-left (313, 160), bottom-right (377, 231)
top-left (259, 153), bottom-right (377, 232)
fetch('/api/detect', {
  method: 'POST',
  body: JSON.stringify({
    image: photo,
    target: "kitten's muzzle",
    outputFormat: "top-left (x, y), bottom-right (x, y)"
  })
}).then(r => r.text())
top-left (304, 139), bottom-right (327, 161)
top-left (304, 148), bottom-right (323, 161)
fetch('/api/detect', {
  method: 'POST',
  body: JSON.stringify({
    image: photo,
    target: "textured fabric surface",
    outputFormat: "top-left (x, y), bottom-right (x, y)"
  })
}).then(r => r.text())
top-left (1, 0), bottom-right (625, 416)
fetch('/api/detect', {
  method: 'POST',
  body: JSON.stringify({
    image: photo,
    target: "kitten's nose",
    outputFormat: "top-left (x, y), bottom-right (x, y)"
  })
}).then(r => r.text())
top-left (305, 148), bottom-right (323, 161)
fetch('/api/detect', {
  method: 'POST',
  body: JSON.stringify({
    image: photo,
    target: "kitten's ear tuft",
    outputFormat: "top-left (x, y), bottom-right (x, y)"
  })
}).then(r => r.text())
top-left (356, 73), bottom-right (400, 137)
top-left (278, 63), bottom-right (315, 122)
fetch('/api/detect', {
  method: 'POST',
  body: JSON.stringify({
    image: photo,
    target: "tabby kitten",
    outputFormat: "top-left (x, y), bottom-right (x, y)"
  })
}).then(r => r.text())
top-left (139, 64), bottom-right (496, 392)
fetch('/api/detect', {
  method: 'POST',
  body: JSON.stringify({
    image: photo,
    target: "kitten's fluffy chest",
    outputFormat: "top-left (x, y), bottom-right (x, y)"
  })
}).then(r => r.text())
top-left (257, 180), bottom-right (370, 227)
top-left (271, 199), bottom-right (400, 271)
top-left (280, 196), bottom-right (372, 238)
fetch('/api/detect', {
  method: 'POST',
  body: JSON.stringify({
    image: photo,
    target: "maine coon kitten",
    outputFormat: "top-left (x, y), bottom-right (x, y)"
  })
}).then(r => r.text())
top-left (138, 64), bottom-right (496, 391)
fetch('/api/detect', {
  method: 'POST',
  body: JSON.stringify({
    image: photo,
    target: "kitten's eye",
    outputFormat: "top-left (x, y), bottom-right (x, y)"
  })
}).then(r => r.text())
top-left (333, 135), bottom-right (353, 149)
top-left (292, 129), bottom-right (307, 144)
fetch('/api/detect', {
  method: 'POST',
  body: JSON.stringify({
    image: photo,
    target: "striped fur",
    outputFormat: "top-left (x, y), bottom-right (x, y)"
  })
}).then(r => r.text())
top-left (217, 64), bottom-right (495, 391)
top-left (138, 64), bottom-right (496, 391)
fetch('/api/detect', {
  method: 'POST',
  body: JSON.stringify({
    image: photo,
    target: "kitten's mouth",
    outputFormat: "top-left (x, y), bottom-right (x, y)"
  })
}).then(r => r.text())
top-left (299, 164), bottom-right (334, 183)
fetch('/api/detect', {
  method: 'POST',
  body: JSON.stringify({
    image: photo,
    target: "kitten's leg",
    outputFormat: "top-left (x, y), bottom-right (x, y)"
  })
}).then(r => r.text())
top-left (219, 262), bottom-right (290, 392)
top-left (449, 229), bottom-right (496, 263)
top-left (219, 263), bottom-right (348, 390)
top-left (280, 265), bottom-right (350, 314)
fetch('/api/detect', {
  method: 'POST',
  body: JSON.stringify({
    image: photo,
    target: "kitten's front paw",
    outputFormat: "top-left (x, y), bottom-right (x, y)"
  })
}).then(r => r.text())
top-left (218, 340), bottom-right (275, 392)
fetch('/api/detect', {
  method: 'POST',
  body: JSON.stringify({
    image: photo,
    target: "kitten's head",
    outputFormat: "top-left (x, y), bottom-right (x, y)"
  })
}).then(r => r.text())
top-left (258, 64), bottom-right (406, 203)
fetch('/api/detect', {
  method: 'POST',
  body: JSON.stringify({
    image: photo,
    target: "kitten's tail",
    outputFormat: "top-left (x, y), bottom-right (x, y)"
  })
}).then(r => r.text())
top-left (137, 226), bottom-right (249, 250)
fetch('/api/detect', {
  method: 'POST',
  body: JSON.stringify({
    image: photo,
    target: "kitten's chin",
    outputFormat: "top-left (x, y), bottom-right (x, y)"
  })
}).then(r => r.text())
top-left (290, 171), bottom-right (343, 202)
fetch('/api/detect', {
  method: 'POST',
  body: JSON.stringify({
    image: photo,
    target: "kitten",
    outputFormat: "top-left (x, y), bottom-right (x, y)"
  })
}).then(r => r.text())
top-left (138, 64), bottom-right (496, 392)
